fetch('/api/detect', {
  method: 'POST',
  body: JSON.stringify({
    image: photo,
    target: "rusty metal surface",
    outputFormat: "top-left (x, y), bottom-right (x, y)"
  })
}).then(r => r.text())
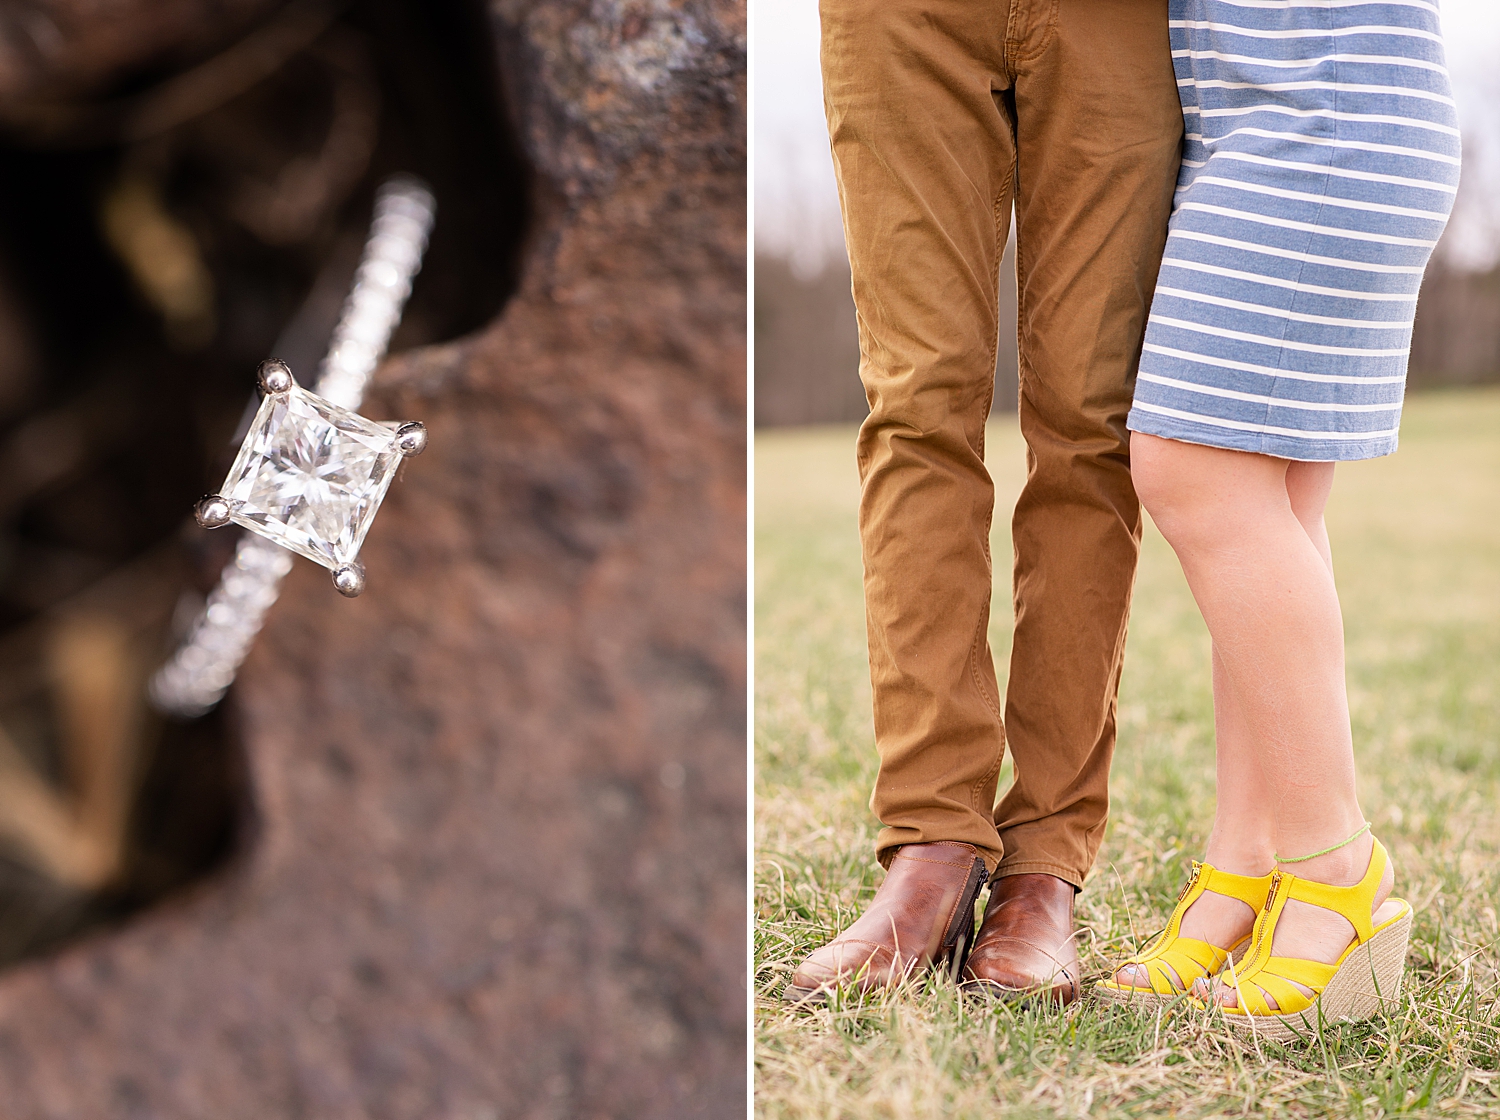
top-left (0, 1), bottom-right (746, 1115)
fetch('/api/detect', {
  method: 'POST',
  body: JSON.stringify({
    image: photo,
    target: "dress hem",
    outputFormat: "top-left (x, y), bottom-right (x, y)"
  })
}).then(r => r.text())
top-left (1126, 408), bottom-right (1399, 463)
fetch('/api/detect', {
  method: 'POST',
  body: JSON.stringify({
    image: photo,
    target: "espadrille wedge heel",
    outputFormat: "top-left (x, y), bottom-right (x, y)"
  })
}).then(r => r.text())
top-left (1096, 862), bottom-right (1272, 1010)
top-left (1210, 837), bottom-right (1410, 1042)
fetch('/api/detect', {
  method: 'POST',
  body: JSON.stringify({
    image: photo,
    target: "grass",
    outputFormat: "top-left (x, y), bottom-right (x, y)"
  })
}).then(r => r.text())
top-left (754, 387), bottom-right (1500, 1119)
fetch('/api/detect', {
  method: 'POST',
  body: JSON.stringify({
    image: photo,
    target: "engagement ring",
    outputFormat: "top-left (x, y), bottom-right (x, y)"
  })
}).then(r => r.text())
top-left (150, 176), bottom-right (435, 717)
top-left (194, 358), bottom-right (427, 598)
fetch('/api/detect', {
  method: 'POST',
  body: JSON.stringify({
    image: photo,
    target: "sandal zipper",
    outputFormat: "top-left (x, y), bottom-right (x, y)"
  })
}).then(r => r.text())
top-left (1178, 862), bottom-right (1202, 904)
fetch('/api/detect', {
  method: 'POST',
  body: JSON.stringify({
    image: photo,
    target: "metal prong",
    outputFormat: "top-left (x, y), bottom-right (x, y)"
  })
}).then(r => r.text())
top-left (195, 495), bottom-right (233, 529)
top-left (332, 562), bottom-right (366, 597)
top-left (395, 421), bottom-right (428, 457)
top-left (257, 358), bottom-right (295, 396)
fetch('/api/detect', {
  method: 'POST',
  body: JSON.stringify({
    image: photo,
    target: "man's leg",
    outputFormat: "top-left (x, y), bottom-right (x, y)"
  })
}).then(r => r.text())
top-left (962, 0), bottom-right (1181, 1002)
top-left (831, 0), bottom-right (1016, 871)
top-left (997, 0), bottom-right (1181, 883)
top-left (787, 0), bottom-right (1014, 998)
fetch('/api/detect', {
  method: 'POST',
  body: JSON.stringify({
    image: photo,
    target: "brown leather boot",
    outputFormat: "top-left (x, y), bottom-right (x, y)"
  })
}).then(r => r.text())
top-left (960, 873), bottom-right (1082, 1004)
top-left (785, 841), bottom-right (988, 1002)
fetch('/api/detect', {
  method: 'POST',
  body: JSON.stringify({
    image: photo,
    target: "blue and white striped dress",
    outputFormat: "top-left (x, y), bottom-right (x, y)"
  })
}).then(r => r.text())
top-left (1127, 0), bottom-right (1460, 461)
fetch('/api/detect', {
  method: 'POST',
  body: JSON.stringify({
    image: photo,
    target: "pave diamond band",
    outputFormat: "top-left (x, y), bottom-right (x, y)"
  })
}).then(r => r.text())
top-left (150, 176), bottom-right (435, 718)
top-left (151, 534), bottom-right (294, 717)
top-left (315, 183), bottom-right (434, 411)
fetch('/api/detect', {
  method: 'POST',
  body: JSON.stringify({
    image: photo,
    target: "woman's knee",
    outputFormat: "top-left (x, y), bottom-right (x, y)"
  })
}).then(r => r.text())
top-left (1129, 433), bottom-right (1278, 550)
top-left (1128, 433), bottom-right (1203, 540)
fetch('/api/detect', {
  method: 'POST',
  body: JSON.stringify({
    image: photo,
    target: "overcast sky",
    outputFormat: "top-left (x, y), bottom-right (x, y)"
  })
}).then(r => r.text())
top-left (754, 0), bottom-right (1500, 274)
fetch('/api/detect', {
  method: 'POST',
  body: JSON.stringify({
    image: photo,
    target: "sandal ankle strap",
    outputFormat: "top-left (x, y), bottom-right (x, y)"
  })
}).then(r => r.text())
top-left (1199, 863), bottom-right (1274, 908)
top-left (1279, 837), bottom-right (1388, 945)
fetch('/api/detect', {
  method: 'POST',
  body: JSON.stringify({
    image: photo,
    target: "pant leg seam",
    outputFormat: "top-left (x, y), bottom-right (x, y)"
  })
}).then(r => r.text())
top-left (967, 611), bottom-right (1005, 795)
top-left (1012, 149), bottom-right (1031, 405)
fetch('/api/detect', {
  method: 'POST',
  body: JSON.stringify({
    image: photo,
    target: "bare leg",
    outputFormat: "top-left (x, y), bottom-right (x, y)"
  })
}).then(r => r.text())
top-left (1200, 457), bottom-right (1336, 902)
top-left (1122, 435), bottom-right (1394, 1008)
top-left (1113, 644), bottom-right (1273, 990)
top-left (1114, 461), bottom-right (1321, 990)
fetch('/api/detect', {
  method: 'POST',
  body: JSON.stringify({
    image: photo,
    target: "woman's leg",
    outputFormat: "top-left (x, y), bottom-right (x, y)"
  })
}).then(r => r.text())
top-left (1112, 646), bottom-right (1273, 990)
top-left (1127, 434), bottom-right (1393, 1008)
top-left (1196, 459), bottom-right (1333, 885)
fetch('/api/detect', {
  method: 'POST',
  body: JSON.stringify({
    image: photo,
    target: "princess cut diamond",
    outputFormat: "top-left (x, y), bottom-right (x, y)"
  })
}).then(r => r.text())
top-left (220, 383), bottom-right (403, 570)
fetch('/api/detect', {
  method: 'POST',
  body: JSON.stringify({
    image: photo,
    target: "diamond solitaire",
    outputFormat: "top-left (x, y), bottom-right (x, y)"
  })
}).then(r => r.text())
top-left (195, 358), bottom-right (427, 597)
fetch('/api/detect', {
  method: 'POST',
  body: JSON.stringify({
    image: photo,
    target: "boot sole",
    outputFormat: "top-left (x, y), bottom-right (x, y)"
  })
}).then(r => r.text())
top-left (1219, 904), bottom-right (1411, 1042)
top-left (782, 983), bottom-right (826, 1005)
top-left (782, 945), bottom-right (964, 1007)
top-left (961, 977), bottom-right (1076, 1007)
top-left (1091, 981), bottom-right (1174, 1011)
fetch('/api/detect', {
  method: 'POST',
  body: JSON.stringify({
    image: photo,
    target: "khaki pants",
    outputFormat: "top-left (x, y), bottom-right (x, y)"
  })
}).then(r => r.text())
top-left (821, 0), bottom-right (1182, 885)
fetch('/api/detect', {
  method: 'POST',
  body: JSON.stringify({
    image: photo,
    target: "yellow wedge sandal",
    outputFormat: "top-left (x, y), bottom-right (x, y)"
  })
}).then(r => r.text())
top-left (1212, 835), bottom-right (1410, 1041)
top-left (1096, 861), bottom-right (1273, 1009)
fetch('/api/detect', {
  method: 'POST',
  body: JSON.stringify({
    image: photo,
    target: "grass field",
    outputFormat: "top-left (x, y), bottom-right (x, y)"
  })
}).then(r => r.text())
top-left (754, 388), bottom-right (1500, 1119)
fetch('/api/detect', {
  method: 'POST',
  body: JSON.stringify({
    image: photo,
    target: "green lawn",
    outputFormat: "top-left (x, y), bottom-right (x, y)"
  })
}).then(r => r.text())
top-left (754, 388), bottom-right (1500, 1119)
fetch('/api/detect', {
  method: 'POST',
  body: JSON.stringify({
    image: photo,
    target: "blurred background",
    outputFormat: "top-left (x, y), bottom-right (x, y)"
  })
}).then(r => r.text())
top-left (754, 0), bottom-right (1500, 426)
top-left (0, 0), bottom-right (524, 963)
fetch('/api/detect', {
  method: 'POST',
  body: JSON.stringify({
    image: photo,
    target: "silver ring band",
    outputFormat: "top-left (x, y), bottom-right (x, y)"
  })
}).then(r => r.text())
top-left (149, 176), bottom-right (435, 718)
